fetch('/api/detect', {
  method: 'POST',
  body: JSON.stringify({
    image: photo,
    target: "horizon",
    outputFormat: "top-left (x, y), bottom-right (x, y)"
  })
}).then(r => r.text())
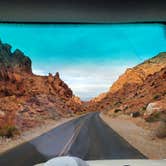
top-left (0, 23), bottom-right (166, 100)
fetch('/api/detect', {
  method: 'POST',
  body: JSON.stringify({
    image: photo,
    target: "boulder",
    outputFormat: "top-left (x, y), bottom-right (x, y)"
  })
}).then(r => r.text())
top-left (155, 121), bottom-right (166, 138)
top-left (144, 100), bottom-right (166, 138)
top-left (144, 101), bottom-right (166, 122)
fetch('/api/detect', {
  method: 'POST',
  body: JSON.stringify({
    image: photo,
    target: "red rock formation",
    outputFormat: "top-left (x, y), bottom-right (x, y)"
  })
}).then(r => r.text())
top-left (110, 52), bottom-right (166, 93)
top-left (0, 40), bottom-right (84, 133)
top-left (88, 53), bottom-right (166, 116)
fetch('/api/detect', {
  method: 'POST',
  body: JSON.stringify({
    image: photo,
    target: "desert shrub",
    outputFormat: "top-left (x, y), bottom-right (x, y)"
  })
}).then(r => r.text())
top-left (142, 106), bottom-right (146, 111)
top-left (153, 94), bottom-right (160, 100)
top-left (114, 101), bottom-right (122, 106)
top-left (75, 111), bottom-right (84, 115)
top-left (140, 105), bottom-right (147, 114)
top-left (124, 106), bottom-right (128, 110)
top-left (140, 95), bottom-right (144, 98)
top-left (146, 112), bottom-right (163, 122)
top-left (114, 109), bottom-right (122, 113)
top-left (0, 125), bottom-right (19, 138)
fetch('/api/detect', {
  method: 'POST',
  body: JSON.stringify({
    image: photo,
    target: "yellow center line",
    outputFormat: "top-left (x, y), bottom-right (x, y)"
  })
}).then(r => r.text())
top-left (58, 119), bottom-right (86, 156)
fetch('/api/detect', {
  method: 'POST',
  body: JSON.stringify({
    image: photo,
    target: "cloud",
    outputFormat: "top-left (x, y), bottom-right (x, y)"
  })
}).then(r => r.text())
top-left (60, 66), bottom-right (129, 100)
top-left (32, 64), bottom-right (135, 100)
top-left (33, 68), bottom-right (47, 76)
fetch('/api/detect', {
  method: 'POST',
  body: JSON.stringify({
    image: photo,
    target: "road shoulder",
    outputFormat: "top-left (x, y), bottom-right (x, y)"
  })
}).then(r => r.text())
top-left (0, 116), bottom-right (79, 154)
top-left (100, 112), bottom-right (166, 159)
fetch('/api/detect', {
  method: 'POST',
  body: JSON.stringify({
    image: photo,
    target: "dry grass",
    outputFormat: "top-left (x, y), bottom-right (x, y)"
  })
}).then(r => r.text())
top-left (0, 125), bottom-right (19, 138)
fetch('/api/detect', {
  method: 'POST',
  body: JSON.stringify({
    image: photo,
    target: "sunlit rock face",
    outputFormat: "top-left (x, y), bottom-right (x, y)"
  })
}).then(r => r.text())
top-left (88, 53), bottom-right (166, 115)
top-left (0, 41), bottom-right (84, 132)
top-left (110, 52), bottom-right (166, 93)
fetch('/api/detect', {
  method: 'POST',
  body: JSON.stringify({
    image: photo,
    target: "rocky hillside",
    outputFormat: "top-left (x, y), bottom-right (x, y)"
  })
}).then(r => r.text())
top-left (0, 40), bottom-right (84, 135)
top-left (0, 41), bottom-right (32, 76)
top-left (110, 52), bottom-right (166, 93)
top-left (88, 52), bottom-right (166, 116)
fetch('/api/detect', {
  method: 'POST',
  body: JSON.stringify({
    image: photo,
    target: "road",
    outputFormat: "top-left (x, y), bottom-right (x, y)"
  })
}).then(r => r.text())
top-left (0, 112), bottom-right (146, 166)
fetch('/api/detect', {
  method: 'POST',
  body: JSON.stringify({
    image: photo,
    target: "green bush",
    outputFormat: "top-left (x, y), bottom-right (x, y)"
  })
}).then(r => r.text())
top-left (0, 125), bottom-right (19, 138)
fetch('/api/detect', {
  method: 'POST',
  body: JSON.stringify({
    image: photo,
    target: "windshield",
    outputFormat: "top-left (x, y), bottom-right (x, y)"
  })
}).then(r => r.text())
top-left (0, 23), bottom-right (166, 165)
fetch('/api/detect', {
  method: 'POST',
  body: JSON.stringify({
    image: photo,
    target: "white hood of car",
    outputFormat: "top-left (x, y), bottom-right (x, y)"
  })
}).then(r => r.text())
top-left (87, 159), bottom-right (166, 166)
top-left (35, 159), bottom-right (166, 166)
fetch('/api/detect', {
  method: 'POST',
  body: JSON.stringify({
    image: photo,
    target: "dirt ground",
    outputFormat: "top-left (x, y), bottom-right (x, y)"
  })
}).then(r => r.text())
top-left (100, 113), bottom-right (166, 159)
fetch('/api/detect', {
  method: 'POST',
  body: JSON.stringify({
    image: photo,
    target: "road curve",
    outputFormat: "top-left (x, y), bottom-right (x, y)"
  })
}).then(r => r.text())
top-left (0, 112), bottom-right (146, 166)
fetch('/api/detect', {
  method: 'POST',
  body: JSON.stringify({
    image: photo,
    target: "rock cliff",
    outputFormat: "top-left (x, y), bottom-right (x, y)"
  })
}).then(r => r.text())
top-left (0, 40), bottom-right (84, 133)
top-left (88, 52), bottom-right (166, 116)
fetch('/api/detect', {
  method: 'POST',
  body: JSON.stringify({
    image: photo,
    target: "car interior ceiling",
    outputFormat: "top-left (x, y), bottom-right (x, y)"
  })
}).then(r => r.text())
top-left (0, 0), bottom-right (166, 23)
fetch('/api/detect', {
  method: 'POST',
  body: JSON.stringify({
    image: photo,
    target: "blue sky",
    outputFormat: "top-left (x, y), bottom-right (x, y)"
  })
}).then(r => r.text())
top-left (0, 23), bottom-right (166, 100)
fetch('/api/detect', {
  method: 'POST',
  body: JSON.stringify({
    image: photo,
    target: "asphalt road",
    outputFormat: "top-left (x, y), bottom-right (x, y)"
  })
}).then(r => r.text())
top-left (0, 112), bottom-right (146, 166)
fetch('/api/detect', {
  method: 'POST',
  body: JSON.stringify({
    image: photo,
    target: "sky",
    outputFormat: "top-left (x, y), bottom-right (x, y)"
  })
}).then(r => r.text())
top-left (0, 23), bottom-right (166, 100)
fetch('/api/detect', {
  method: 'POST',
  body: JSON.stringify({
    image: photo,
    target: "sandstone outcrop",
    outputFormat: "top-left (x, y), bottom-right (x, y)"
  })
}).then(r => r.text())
top-left (110, 52), bottom-right (166, 93)
top-left (0, 40), bottom-right (84, 135)
top-left (88, 53), bottom-right (166, 117)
